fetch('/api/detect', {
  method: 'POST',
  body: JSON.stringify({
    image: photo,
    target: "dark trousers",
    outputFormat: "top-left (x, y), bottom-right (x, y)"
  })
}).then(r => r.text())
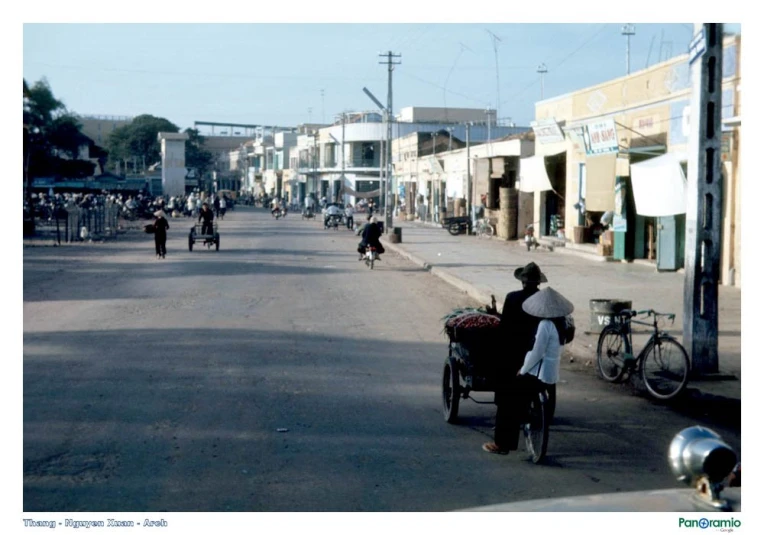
top-left (346, 215), bottom-right (354, 229)
top-left (494, 375), bottom-right (552, 451)
top-left (201, 222), bottom-right (213, 236)
top-left (154, 235), bottom-right (167, 256)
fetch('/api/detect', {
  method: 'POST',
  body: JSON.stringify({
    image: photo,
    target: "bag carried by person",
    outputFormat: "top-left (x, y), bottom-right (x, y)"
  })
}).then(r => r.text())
top-left (144, 223), bottom-right (155, 234)
top-left (563, 315), bottom-right (576, 345)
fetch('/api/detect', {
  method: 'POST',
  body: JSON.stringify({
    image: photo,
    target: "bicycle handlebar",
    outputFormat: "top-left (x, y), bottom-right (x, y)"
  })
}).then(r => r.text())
top-left (616, 309), bottom-right (676, 323)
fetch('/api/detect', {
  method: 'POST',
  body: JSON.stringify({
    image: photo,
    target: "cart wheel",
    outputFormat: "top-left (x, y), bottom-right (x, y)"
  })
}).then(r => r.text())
top-left (188, 235), bottom-right (193, 251)
top-left (215, 235), bottom-right (220, 251)
top-left (442, 357), bottom-right (461, 423)
top-left (448, 223), bottom-right (461, 236)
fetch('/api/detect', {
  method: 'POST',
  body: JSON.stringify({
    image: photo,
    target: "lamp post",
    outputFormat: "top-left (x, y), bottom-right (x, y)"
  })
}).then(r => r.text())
top-left (537, 63), bottom-right (548, 99)
top-left (621, 24), bottom-right (636, 75)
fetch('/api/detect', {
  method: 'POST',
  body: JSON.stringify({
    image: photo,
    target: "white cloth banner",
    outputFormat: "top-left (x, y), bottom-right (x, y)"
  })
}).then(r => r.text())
top-left (630, 153), bottom-right (687, 216)
top-left (519, 156), bottom-right (553, 192)
top-left (446, 173), bottom-right (463, 198)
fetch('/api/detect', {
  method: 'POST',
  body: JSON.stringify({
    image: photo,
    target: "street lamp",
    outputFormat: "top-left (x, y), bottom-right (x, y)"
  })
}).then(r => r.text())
top-left (621, 24), bottom-right (636, 75)
top-left (362, 86), bottom-right (392, 232)
top-left (537, 63), bottom-right (548, 99)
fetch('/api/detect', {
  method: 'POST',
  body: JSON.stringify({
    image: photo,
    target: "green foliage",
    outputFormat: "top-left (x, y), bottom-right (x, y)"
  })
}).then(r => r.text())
top-left (184, 128), bottom-right (215, 179)
top-left (24, 78), bottom-right (98, 180)
top-left (106, 114), bottom-right (180, 173)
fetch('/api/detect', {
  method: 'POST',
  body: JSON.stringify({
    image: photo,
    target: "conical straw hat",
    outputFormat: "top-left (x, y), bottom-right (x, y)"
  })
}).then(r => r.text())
top-left (521, 287), bottom-right (574, 318)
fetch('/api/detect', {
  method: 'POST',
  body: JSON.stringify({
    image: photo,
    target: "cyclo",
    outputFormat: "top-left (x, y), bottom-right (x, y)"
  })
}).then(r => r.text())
top-left (441, 296), bottom-right (551, 463)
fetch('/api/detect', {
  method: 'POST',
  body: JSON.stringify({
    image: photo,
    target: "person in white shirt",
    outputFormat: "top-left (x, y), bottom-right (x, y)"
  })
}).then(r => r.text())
top-left (344, 204), bottom-right (354, 230)
top-left (483, 287), bottom-right (574, 455)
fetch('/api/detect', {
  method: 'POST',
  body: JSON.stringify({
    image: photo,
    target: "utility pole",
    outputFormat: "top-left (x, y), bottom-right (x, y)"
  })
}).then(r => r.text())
top-left (379, 50), bottom-right (401, 234)
top-left (684, 23), bottom-right (724, 375)
top-left (621, 24), bottom-right (636, 75)
top-left (466, 123), bottom-right (472, 230)
top-left (321, 89), bottom-right (325, 124)
top-left (486, 30), bottom-right (502, 122)
top-left (340, 112), bottom-right (346, 203)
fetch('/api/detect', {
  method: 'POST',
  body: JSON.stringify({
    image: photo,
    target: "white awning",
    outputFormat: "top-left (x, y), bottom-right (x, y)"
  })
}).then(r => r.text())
top-left (518, 156), bottom-right (553, 192)
top-left (630, 152), bottom-right (687, 217)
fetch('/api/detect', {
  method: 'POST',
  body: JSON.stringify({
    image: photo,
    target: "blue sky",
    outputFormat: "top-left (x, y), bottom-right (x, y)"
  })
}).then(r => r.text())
top-left (23, 22), bottom-right (741, 133)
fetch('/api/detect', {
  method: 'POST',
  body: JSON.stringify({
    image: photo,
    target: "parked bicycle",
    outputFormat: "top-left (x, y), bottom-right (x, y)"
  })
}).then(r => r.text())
top-left (596, 309), bottom-right (690, 401)
top-left (475, 218), bottom-right (494, 239)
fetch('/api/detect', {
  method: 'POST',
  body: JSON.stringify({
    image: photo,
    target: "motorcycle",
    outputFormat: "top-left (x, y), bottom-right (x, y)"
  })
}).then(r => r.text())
top-left (442, 215), bottom-right (471, 236)
top-left (364, 245), bottom-right (378, 270)
top-left (324, 214), bottom-right (342, 230)
top-left (272, 207), bottom-right (287, 219)
top-left (302, 207), bottom-right (315, 220)
top-left (525, 223), bottom-right (539, 251)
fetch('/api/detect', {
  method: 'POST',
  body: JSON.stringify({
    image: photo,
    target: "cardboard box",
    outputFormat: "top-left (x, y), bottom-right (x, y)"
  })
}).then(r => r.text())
top-left (597, 243), bottom-right (613, 256)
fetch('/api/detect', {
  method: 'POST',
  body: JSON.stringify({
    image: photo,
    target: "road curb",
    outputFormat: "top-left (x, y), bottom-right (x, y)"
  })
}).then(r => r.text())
top-left (383, 237), bottom-right (496, 308)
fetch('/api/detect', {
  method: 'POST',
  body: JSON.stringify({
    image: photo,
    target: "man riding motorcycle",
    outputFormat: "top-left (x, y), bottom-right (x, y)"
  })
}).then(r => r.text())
top-left (324, 203), bottom-right (343, 228)
top-left (357, 215), bottom-right (385, 261)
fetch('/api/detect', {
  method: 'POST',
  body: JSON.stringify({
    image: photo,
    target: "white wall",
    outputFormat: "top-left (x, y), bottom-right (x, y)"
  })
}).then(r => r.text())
top-left (161, 139), bottom-right (186, 197)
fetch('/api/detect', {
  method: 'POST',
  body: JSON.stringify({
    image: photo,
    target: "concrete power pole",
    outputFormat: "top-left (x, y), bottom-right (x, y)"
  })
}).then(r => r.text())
top-left (380, 51), bottom-right (401, 234)
top-left (683, 23), bottom-right (724, 375)
top-left (340, 113), bottom-right (346, 203)
top-left (466, 123), bottom-right (472, 230)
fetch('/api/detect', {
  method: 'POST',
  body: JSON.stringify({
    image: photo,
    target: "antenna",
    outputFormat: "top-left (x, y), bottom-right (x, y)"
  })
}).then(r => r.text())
top-left (486, 30), bottom-right (502, 121)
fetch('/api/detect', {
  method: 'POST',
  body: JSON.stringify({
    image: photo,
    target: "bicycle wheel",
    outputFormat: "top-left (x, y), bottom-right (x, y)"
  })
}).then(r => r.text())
top-left (640, 336), bottom-right (690, 401)
top-left (484, 224), bottom-right (494, 238)
top-left (524, 390), bottom-right (549, 464)
top-left (596, 326), bottom-right (629, 382)
top-left (442, 357), bottom-right (460, 423)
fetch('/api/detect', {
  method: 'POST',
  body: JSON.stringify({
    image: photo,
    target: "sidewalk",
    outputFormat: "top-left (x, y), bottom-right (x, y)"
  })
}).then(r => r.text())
top-left (382, 219), bottom-right (741, 403)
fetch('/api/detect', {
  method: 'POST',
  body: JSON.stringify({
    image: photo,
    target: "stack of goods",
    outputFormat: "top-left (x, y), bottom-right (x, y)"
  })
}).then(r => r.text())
top-left (442, 308), bottom-right (501, 347)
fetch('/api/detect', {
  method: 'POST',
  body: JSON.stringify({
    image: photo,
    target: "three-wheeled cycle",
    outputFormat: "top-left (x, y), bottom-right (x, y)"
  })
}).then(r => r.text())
top-left (189, 222), bottom-right (220, 251)
top-left (441, 302), bottom-right (551, 464)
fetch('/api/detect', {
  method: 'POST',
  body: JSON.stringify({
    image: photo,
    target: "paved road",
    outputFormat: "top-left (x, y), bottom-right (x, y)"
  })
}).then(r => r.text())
top-left (23, 207), bottom-right (740, 512)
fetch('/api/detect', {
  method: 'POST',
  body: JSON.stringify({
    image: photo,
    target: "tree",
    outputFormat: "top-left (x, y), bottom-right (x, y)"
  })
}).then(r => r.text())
top-left (106, 114), bottom-right (180, 174)
top-left (23, 78), bottom-right (97, 181)
top-left (184, 128), bottom-right (215, 182)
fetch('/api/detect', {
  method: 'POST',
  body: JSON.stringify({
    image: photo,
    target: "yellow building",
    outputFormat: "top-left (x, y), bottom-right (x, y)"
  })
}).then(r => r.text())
top-left (528, 35), bottom-right (740, 286)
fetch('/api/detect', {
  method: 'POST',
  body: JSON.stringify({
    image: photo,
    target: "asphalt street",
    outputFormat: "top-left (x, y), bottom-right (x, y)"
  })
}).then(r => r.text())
top-left (22, 206), bottom-right (741, 512)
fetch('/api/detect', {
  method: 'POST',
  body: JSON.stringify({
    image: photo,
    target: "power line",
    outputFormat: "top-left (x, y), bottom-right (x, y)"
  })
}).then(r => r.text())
top-left (26, 61), bottom-right (379, 82)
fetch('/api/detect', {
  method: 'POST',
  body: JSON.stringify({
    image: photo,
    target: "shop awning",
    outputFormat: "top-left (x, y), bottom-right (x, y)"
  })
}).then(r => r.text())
top-left (518, 156), bottom-right (553, 192)
top-left (585, 153), bottom-right (617, 211)
top-left (630, 152), bottom-right (687, 216)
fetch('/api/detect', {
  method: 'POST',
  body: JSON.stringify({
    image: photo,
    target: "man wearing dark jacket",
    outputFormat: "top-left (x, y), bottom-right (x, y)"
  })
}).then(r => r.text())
top-left (483, 262), bottom-right (547, 454)
top-left (357, 215), bottom-right (385, 260)
top-left (198, 202), bottom-right (215, 236)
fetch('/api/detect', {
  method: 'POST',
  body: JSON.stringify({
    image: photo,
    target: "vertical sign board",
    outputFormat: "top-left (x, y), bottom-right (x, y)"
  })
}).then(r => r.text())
top-left (688, 28), bottom-right (707, 66)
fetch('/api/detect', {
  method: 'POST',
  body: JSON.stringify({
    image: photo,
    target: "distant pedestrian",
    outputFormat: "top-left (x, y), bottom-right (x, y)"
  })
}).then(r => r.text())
top-left (213, 196), bottom-right (221, 218)
top-left (219, 196), bottom-right (227, 219)
top-left (344, 204), bottom-right (354, 230)
top-left (153, 210), bottom-right (169, 259)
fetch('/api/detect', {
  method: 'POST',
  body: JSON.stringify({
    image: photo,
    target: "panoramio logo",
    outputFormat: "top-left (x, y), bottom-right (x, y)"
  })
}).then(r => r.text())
top-left (679, 518), bottom-right (741, 531)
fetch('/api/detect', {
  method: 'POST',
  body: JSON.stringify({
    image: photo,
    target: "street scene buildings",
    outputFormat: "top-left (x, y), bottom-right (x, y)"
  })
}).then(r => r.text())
top-left (22, 23), bottom-right (743, 521)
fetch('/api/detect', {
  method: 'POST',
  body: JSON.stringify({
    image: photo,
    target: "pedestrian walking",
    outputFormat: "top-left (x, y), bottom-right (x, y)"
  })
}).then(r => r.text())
top-left (153, 210), bottom-right (169, 259)
top-left (219, 196), bottom-right (227, 219)
top-left (344, 204), bottom-right (354, 230)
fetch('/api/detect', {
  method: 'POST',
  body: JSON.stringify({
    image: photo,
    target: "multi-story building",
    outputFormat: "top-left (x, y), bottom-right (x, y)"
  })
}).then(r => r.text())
top-left (525, 34), bottom-right (740, 284)
top-left (295, 107), bottom-right (528, 209)
top-left (76, 114), bottom-right (133, 147)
